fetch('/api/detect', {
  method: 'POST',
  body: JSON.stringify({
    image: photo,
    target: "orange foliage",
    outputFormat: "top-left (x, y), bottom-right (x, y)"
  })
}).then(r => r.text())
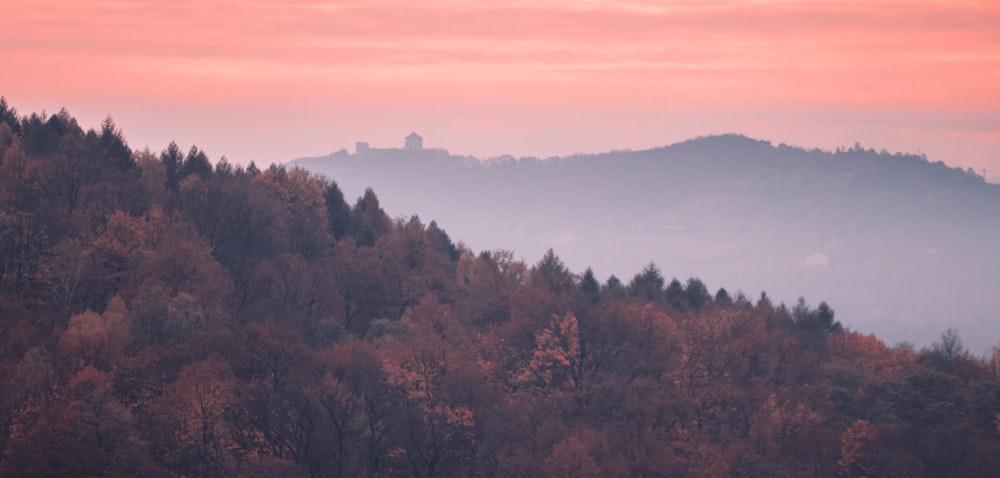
top-left (518, 313), bottom-right (583, 390)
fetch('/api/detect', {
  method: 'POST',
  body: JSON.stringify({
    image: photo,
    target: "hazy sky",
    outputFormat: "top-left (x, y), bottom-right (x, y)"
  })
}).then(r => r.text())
top-left (3, 0), bottom-right (998, 177)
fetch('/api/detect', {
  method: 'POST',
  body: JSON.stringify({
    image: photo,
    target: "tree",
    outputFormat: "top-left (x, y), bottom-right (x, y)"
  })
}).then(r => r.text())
top-left (126, 211), bottom-right (233, 319)
top-left (582, 302), bottom-right (685, 381)
top-left (20, 109), bottom-right (80, 157)
top-left (455, 248), bottom-right (527, 326)
top-left (331, 239), bottom-right (390, 335)
top-left (225, 322), bottom-right (316, 473)
top-left (161, 141), bottom-right (185, 189)
top-left (0, 96), bottom-right (20, 135)
top-left (0, 122), bottom-right (15, 165)
top-left (664, 278), bottom-right (687, 311)
top-left (989, 343), bottom-right (1000, 379)
top-left (518, 313), bottom-right (583, 390)
top-left (66, 366), bottom-right (151, 475)
top-left (602, 275), bottom-right (626, 301)
top-left (426, 220), bottom-right (459, 261)
top-left (374, 221), bottom-right (455, 319)
top-left (42, 237), bottom-right (87, 316)
top-left (755, 291), bottom-right (773, 310)
top-left (253, 167), bottom-right (331, 259)
top-left (714, 287), bottom-right (731, 306)
top-left (323, 179), bottom-right (351, 241)
top-left (0, 139), bottom-right (50, 300)
top-left (578, 267), bottom-right (600, 303)
top-left (532, 248), bottom-right (572, 293)
top-left (177, 171), bottom-right (286, 311)
top-left (837, 420), bottom-right (876, 477)
top-left (684, 277), bottom-right (711, 310)
top-left (349, 188), bottom-right (391, 247)
top-left (215, 156), bottom-right (235, 177)
top-left (136, 147), bottom-right (168, 204)
top-left (628, 262), bottom-right (664, 301)
top-left (149, 358), bottom-right (238, 477)
top-left (792, 298), bottom-right (842, 341)
top-left (181, 145), bottom-right (213, 181)
top-left (382, 296), bottom-right (480, 477)
top-left (543, 430), bottom-right (605, 478)
top-left (57, 298), bottom-right (130, 373)
top-left (96, 116), bottom-right (133, 173)
top-left (930, 328), bottom-right (969, 368)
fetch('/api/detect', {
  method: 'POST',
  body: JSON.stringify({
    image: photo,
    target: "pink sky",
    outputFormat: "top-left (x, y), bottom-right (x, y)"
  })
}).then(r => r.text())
top-left (3, 0), bottom-right (998, 177)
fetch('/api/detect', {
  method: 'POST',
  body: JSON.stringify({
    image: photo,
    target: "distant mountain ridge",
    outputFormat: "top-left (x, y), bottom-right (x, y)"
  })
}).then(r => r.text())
top-left (290, 134), bottom-right (1000, 354)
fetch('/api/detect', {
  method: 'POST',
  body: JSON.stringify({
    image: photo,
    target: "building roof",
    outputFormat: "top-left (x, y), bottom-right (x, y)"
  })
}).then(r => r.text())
top-left (406, 132), bottom-right (422, 139)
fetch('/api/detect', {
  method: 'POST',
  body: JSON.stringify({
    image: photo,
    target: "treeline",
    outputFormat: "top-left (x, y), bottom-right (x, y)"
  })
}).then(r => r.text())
top-left (1, 100), bottom-right (999, 477)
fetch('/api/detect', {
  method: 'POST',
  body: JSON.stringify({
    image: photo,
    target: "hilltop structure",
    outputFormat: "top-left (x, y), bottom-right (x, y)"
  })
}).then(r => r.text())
top-left (354, 133), bottom-right (424, 155)
top-left (405, 132), bottom-right (423, 151)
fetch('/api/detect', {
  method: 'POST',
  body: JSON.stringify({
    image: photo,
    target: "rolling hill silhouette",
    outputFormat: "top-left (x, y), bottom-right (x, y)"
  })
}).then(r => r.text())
top-left (290, 134), bottom-right (1000, 354)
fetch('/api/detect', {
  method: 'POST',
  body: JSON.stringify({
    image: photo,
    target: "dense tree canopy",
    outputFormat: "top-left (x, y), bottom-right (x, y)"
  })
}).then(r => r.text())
top-left (0, 102), bottom-right (998, 477)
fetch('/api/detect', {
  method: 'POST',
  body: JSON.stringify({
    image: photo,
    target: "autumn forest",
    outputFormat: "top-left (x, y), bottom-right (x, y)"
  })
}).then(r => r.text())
top-left (1, 100), bottom-right (999, 477)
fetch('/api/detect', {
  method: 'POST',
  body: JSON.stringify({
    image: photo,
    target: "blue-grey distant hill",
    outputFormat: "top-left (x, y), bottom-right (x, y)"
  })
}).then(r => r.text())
top-left (289, 134), bottom-right (1000, 354)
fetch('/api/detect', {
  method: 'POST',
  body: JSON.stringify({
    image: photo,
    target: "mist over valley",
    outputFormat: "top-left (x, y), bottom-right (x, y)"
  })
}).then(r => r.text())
top-left (292, 134), bottom-right (1000, 354)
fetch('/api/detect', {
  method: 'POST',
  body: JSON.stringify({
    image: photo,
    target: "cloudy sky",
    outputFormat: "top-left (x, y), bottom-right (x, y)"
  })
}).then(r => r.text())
top-left (3, 0), bottom-right (998, 176)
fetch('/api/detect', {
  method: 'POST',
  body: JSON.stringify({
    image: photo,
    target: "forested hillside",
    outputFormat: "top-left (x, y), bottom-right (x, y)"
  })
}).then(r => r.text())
top-left (2, 101), bottom-right (1000, 477)
top-left (292, 133), bottom-right (1000, 354)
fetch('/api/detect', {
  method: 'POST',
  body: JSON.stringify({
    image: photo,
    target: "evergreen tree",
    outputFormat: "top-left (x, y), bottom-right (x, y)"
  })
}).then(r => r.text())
top-left (427, 220), bottom-right (459, 261)
top-left (579, 267), bottom-right (600, 303)
top-left (349, 188), bottom-right (391, 247)
top-left (665, 278), bottom-right (687, 311)
top-left (714, 287), bottom-right (731, 306)
top-left (96, 116), bottom-right (133, 172)
top-left (628, 262), bottom-right (665, 301)
top-left (684, 277), bottom-right (711, 310)
top-left (215, 156), bottom-right (234, 177)
top-left (323, 180), bottom-right (351, 241)
top-left (161, 141), bottom-right (184, 189)
top-left (0, 96), bottom-right (21, 134)
top-left (246, 160), bottom-right (260, 176)
top-left (533, 248), bottom-right (572, 293)
top-left (182, 145), bottom-right (212, 180)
